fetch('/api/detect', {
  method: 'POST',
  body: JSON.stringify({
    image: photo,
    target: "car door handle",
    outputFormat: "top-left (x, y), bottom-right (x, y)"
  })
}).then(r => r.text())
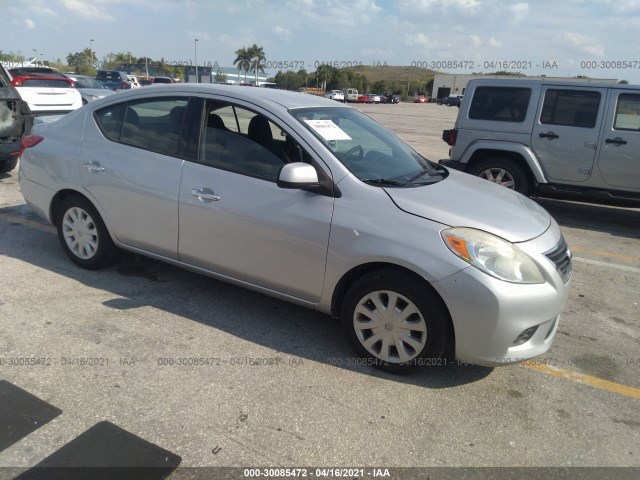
top-left (82, 161), bottom-right (105, 172)
top-left (191, 188), bottom-right (220, 201)
top-left (605, 137), bottom-right (627, 146)
top-left (539, 132), bottom-right (559, 139)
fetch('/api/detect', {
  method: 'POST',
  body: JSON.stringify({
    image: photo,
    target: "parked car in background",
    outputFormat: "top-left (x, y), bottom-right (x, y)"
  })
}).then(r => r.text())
top-left (324, 90), bottom-right (345, 102)
top-left (414, 94), bottom-right (428, 103)
top-left (66, 75), bottom-right (116, 104)
top-left (152, 77), bottom-right (175, 84)
top-left (441, 78), bottom-right (640, 205)
top-left (0, 64), bottom-right (34, 172)
top-left (357, 93), bottom-right (370, 103)
top-left (127, 75), bottom-right (141, 88)
top-left (368, 93), bottom-right (382, 104)
top-left (139, 78), bottom-right (153, 86)
top-left (8, 67), bottom-right (82, 116)
top-left (341, 88), bottom-right (359, 103)
top-left (384, 92), bottom-right (400, 104)
top-left (18, 84), bottom-right (571, 373)
top-left (96, 70), bottom-right (131, 91)
top-left (438, 94), bottom-right (463, 106)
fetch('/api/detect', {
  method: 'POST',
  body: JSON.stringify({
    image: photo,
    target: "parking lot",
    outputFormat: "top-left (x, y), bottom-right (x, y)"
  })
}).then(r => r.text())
top-left (0, 102), bottom-right (638, 479)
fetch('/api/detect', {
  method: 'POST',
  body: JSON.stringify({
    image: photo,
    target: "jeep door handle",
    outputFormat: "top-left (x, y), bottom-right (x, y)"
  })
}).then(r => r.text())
top-left (191, 188), bottom-right (220, 201)
top-left (82, 161), bottom-right (105, 172)
top-left (539, 132), bottom-right (559, 139)
top-left (605, 137), bottom-right (627, 146)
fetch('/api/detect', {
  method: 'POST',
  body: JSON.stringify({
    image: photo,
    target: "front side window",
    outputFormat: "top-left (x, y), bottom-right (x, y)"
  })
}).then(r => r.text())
top-left (291, 107), bottom-right (446, 186)
top-left (94, 97), bottom-right (188, 156)
top-left (540, 89), bottom-right (601, 128)
top-left (199, 102), bottom-right (304, 181)
top-left (613, 93), bottom-right (640, 131)
top-left (469, 87), bottom-right (531, 122)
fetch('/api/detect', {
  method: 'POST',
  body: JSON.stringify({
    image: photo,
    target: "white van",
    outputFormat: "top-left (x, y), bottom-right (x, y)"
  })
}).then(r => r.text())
top-left (341, 88), bottom-right (359, 103)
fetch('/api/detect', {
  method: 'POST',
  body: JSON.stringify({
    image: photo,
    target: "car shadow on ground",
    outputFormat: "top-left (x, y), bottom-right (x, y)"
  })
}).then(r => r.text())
top-left (0, 203), bottom-right (493, 389)
top-left (535, 198), bottom-right (640, 239)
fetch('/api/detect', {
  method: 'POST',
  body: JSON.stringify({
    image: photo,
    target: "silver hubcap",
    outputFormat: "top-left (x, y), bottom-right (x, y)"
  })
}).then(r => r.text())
top-left (353, 290), bottom-right (427, 363)
top-left (479, 168), bottom-right (515, 189)
top-left (62, 207), bottom-right (98, 259)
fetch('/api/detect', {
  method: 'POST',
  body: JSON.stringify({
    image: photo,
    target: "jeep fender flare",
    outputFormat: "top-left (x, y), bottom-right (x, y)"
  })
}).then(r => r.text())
top-left (459, 141), bottom-right (548, 184)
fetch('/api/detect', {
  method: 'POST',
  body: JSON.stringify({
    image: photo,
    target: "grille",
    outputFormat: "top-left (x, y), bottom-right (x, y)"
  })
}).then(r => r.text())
top-left (545, 237), bottom-right (572, 283)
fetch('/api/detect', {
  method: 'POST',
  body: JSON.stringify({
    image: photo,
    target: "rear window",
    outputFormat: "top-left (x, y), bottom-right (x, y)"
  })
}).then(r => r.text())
top-left (9, 68), bottom-right (66, 78)
top-left (21, 79), bottom-right (72, 88)
top-left (469, 86), bottom-right (531, 122)
top-left (540, 89), bottom-right (601, 128)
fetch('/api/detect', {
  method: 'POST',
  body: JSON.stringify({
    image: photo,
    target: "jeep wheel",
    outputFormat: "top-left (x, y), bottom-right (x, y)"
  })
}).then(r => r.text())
top-left (470, 158), bottom-right (530, 196)
top-left (0, 156), bottom-right (18, 173)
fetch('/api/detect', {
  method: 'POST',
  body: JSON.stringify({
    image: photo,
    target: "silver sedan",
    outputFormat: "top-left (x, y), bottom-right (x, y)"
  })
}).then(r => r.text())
top-left (18, 85), bottom-right (571, 372)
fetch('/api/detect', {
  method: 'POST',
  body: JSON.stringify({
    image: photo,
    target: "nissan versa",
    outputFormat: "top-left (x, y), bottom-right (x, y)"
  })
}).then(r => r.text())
top-left (18, 85), bottom-right (572, 373)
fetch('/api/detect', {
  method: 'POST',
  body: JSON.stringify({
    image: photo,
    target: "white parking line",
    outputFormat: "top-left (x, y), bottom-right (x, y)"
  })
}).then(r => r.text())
top-left (573, 256), bottom-right (640, 274)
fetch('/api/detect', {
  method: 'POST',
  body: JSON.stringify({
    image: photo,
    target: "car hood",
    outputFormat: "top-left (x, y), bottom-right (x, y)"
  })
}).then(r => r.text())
top-left (385, 169), bottom-right (551, 243)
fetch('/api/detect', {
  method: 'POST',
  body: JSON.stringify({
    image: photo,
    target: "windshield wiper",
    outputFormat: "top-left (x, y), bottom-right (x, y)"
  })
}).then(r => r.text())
top-left (406, 168), bottom-right (439, 183)
top-left (362, 178), bottom-right (408, 186)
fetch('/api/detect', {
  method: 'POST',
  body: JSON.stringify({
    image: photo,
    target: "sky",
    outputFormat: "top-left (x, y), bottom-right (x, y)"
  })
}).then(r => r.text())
top-left (1, 0), bottom-right (639, 83)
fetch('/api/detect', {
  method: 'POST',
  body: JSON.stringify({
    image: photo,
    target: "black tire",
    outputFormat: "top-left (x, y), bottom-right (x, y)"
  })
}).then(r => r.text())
top-left (468, 157), bottom-right (531, 196)
top-left (340, 269), bottom-right (450, 374)
top-left (0, 156), bottom-right (18, 173)
top-left (55, 195), bottom-right (117, 269)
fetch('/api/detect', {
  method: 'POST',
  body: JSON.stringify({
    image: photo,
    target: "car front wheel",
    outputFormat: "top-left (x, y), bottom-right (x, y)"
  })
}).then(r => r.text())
top-left (56, 196), bottom-right (117, 269)
top-left (340, 270), bottom-right (450, 373)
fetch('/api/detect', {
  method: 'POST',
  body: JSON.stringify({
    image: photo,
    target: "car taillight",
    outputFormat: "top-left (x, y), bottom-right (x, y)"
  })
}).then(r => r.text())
top-left (12, 78), bottom-right (22, 86)
top-left (14, 135), bottom-right (44, 157)
top-left (442, 129), bottom-right (457, 146)
top-left (122, 81), bottom-right (128, 89)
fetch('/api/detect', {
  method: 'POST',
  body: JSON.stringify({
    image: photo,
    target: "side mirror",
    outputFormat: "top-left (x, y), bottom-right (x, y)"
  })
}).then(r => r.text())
top-left (277, 162), bottom-right (319, 189)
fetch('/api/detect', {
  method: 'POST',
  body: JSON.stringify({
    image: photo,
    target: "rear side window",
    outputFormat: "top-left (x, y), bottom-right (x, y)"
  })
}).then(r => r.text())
top-left (94, 98), bottom-right (189, 157)
top-left (469, 87), bottom-right (531, 122)
top-left (540, 89), bottom-right (601, 128)
top-left (613, 93), bottom-right (640, 131)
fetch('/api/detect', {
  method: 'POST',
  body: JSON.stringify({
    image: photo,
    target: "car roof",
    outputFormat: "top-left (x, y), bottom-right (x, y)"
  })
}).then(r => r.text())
top-left (469, 77), bottom-right (639, 90)
top-left (98, 83), bottom-right (344, 110)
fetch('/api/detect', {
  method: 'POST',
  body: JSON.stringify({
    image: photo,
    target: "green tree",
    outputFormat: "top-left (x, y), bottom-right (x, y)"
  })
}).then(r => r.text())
top-left (66, 48), bottom-right (96, 75)
top-left (247, 44), bottom-right (266, 85)
top-left (215, 70), bottom-right (228, 83)
top-left (233, 47), bottom-right (251, 83)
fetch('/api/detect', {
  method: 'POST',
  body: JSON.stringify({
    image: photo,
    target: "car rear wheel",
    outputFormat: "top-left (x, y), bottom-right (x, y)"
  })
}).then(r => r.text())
top-left (469, 158), bottom-right (530, 196)
top-left (340, 269), bottom-right (450, 373)
top-left (56, 196), bottom-right (117, 269)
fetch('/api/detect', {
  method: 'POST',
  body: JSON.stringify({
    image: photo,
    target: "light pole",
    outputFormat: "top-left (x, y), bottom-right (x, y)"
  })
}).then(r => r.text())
top-left (33, 49), bottom-right (37, 66)
top-left (89, 39), bottom-right (94, 68)
top-left (194, 38), bottom-right (199, 83)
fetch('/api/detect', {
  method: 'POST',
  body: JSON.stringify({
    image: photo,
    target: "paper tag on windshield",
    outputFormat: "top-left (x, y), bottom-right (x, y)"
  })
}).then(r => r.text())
top-left (305, 120), bottom-right (352, 141)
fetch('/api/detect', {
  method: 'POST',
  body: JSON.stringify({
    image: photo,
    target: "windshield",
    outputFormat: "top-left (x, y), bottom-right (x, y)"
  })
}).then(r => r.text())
top-left (290, 107), bottom-right (447, 186)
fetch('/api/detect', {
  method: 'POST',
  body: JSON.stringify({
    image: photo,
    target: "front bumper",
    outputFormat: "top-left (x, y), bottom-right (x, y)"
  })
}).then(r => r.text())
top-left (432, 228), bottom-right (571, 367)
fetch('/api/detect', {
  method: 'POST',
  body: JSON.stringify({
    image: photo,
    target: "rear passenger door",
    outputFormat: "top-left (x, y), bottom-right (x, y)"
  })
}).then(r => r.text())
top-left (531, 86), bottom-right (606, 183)
top-left (82, 96), bottom-right (190, 258)
top-left (595, 90), bottom-right (640, 190)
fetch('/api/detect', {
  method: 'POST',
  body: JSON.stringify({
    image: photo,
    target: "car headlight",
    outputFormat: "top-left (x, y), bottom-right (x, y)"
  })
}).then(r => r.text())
top-left (441, 227), bottom-right (544, 284)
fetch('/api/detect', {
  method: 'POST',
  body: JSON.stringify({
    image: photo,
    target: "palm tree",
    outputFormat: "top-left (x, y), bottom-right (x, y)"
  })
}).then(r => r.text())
top-left (233, 47), bottom-right (251, 84)
top-left (315, 64), bottom-right (334, 92)
top-left (247, 44), bottom-right (266, 85)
